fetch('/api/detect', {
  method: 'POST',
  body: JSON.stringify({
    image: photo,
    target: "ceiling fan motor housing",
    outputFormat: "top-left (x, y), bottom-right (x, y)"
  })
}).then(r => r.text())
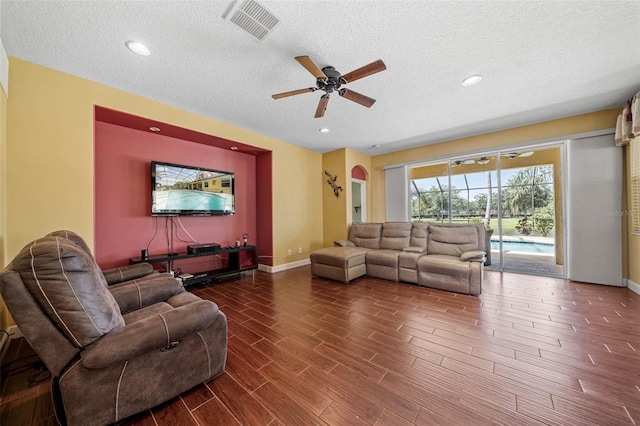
top-left (317, 66), bottom-right (343, 93)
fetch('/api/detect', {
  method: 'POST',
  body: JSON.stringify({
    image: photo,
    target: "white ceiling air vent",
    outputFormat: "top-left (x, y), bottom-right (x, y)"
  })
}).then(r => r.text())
top-left (225, 0), bottom-right (280, 41)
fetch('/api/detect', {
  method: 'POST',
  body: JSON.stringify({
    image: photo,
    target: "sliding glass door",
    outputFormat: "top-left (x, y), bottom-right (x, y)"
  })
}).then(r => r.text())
top-left (410, 146), bottom-right (564, 277)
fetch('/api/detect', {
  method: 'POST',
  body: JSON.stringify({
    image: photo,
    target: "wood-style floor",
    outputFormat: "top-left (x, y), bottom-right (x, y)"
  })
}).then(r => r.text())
top-left (1, 266), bottom-right (639, 425)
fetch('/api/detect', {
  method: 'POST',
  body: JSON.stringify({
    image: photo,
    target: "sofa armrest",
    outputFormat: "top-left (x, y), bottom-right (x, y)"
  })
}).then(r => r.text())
top-left (402, 246), bottom-right (426, 254)
top-left (461, 250), bottom-right (486, 262)
top-left (102, 263), bottom-right (155, 285)
top-left (334, 239), bottom-right (356, 247)
top-left (81, 300), bottom-right (220, 369)
top-left (108, 275), bottom-right (184, 314)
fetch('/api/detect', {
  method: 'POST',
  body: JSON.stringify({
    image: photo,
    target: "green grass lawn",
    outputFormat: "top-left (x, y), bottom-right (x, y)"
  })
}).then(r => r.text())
top-left (439, 217), bottom-right (555, 238)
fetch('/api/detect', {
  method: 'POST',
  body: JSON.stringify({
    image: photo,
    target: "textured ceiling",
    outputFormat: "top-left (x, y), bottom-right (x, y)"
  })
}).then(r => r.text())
top-left (2, 1), bottom-right (639, 155)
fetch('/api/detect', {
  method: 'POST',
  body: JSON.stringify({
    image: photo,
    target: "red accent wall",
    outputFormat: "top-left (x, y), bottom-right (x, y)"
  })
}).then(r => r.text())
top-left (352, 165), bottom-right (366, 180)
top-left (256, 152), bottom-right (273, 266)
top-left (94, 121), bottom-right (257, 269)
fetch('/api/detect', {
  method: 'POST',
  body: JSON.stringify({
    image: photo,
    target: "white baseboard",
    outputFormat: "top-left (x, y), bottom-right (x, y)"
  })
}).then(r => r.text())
top-left (626, 279), bottom-right (640, 296)
top-left (259, 258), bottom-right (310, 274)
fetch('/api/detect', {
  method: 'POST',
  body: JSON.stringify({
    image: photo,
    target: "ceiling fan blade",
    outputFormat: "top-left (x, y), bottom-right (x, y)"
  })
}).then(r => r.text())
top-left (295, 56), bottom-right (327, 80)
top-left (339, 89), bottom-right (376, 108)
top-left (340, 59), bottom-right (386, 84)
top-left (315, 94), bottom-right (330, 118)
top-left (272, 88), bottom-right (316, 99)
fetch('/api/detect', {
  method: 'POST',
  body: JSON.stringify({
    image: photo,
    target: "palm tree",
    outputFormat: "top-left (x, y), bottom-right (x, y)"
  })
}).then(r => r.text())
top-left (483, 171), bottom-right (492, 229)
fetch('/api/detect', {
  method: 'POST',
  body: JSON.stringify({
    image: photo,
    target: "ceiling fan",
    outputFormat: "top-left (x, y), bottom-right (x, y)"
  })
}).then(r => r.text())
top-left (272, 56), bottom-right (386, 118)
top-left (502, 151), bottom-right (534, 159)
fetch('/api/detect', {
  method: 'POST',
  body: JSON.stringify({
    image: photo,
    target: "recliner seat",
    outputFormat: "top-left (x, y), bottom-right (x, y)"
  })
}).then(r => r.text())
top-left (0, 235), bottom-right (228, 426)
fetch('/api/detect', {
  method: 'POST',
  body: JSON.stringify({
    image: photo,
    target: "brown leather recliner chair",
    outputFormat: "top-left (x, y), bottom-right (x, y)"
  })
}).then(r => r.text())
top-left (0, 235), bottom-right (228, 426)
top-left (46, 230), bottom-right (159, 285)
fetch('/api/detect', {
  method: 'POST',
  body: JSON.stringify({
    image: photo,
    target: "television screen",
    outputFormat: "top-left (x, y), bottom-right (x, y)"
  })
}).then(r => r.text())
top-left (151, 161), bottom-right (235, 216)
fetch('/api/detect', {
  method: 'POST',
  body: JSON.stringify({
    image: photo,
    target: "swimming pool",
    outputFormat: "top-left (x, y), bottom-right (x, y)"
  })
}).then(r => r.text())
top-left (490, 240), bottom-right (554, 254)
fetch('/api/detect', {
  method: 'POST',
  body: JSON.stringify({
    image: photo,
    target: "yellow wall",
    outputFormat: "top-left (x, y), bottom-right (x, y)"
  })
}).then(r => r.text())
top-left (4, 57), bottom-right (323, 269)
top-left (322, 149), bottom-right (348, 246)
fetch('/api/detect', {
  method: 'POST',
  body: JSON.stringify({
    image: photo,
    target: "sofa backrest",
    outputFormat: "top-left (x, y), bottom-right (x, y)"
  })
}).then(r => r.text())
top-left (427, 223), bottom-right (485, 256)
top-left (409, 222), bottom-right (429, 250)
top-left (380, 222), bottom-right (412, 250)
top-left (348, 223), bottom-right (383, 249)
top-left (8, 237), bottom-right (125, 349)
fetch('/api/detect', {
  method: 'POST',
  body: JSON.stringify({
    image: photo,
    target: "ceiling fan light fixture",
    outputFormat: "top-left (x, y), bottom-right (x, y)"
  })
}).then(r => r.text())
top-left (125, 40), bottom-right (150, 56)
top-left (462, 74), bottom-right (482, 86)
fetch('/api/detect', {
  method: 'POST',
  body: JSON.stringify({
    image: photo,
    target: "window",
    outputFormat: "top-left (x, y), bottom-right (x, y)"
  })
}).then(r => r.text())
top-left (632, 138), bottom-right (640, 233)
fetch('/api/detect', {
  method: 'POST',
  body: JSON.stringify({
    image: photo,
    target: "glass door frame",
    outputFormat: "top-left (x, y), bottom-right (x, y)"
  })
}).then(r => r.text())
top-left (410, 142), bottom-right (566, 278)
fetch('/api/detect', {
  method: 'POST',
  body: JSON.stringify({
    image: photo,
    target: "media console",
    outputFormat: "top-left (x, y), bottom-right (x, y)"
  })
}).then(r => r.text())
top-left (129, 245), bottom-right (258, 287)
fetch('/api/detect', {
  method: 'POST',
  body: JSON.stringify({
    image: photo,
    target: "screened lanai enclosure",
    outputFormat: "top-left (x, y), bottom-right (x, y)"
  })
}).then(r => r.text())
top-left (410, 146), bottom-right (564, 276)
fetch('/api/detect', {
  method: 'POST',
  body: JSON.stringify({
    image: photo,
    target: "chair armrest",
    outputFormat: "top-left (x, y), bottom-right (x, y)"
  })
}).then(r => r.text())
top-left (402, 246), bottom-right (426, 253)
top-left (108, 275), bottom-right (184, 314)
top-left (334, 239), bottom-right (356, 247)
top-left (461, 250), bottom-right (486, 262)
top-left (81, 300), bottom-right (220, 369)
top-left (102, 263), bottom-right (155, 285)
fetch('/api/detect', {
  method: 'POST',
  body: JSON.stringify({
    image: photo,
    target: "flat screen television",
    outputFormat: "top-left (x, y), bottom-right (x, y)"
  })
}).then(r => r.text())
top-left (151, 161), bottom-right (235, 216)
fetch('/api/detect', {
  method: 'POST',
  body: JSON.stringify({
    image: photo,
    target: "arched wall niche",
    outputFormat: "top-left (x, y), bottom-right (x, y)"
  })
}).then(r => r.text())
top-left (351, 165), bottom-right (367, 180)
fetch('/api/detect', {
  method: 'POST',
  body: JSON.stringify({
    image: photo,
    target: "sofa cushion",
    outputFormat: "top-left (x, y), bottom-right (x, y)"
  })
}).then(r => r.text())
top-left (417, 254), bottom-right (471, 293)
top-left (310, 246), bottom-right (370, 268)
top-left (334, 239), bottom-right (356, 247)
top-left (409, 222), bottom-right (429, 250)
top-left (366, 249), bottom-right (401, 268)
top-left (460, 250), bottom-right (486, 262)
top-left (349, 223), bottom-right (383, 249)
top-left (379, 222), bottom-right (412, 250)
top-left (10, 237), bottom-right (125, 348)
top-left (428, 225), bottom-right (481, 257)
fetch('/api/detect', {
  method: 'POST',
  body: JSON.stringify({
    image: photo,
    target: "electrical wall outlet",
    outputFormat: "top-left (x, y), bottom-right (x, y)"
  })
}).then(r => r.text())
top-left (287, 249), bottom-right (292, 256)
top-left (298, 247), bottom-right (303, 253)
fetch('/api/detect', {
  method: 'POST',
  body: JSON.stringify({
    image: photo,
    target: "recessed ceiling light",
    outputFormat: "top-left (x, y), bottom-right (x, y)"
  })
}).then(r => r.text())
top-left (230, 146), bottom-right (239, 151)
top-left (461, 74), bottom-right (482, 86)
top-left (149, 126), bottom-right (160, 132)
top-left (319, 128), bottom-right (330, 133)
top-left (125, 40), bottom-right (151, 56)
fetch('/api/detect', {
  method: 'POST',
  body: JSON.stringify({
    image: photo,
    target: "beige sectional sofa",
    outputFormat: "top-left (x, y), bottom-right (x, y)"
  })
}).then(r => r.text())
top-left (310, 222), bottom-right (486, 295)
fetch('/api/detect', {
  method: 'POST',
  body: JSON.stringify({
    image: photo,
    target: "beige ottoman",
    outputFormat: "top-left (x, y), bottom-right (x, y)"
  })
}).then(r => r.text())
top-left (310, 246), bottom-right (371, 283)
